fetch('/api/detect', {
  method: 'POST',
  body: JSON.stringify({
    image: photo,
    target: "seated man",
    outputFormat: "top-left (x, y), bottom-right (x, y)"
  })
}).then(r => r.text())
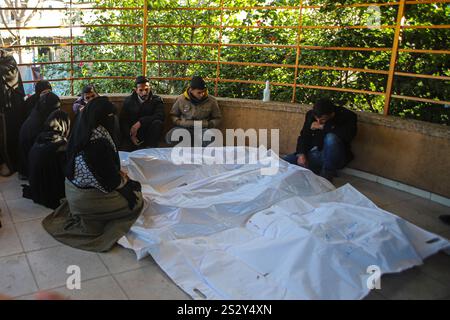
top-left (166, 76), bottom-right (222, 147)
top-left (119, 76), bottom-right (165, 150)
top-left (72, 85), bottom-right (98, 114)
top-left (283, 98), bottom-right (357, 182)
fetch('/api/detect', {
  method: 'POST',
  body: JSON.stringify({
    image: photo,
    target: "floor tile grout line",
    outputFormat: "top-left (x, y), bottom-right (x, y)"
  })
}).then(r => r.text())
top-left (110, 273), bottom-right (131, 300)
top-left (103, 261), bottom-right (156, 277)
top-left (0, 193), bottom-right (13, 224)
top-left (0, 243), bottom-right (65, 260)
top-left (97, 257), bottom-right (155, 277)
top-left (64, 274), bottom-right (130, 300)
top-left (3, 198), bottom-right (41, 294)
top-left (12, 214), bottom-right (62, 253)
top-left (20, 273), bottom-right (118, 296)
top-left (4, 194), bottom-right (52, 224)
top-left (12, 274), bottom-right (121, 299)
top-left (96, 252), bottom-right (131, 300)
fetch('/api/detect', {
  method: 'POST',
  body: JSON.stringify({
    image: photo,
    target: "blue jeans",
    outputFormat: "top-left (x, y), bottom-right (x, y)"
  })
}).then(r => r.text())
top-left (283, 133), bottom-right (347, 175)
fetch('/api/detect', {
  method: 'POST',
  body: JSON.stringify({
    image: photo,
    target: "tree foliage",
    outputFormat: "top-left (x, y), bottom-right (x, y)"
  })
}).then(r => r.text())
top-left (36, 0), bottom-right (449, 124)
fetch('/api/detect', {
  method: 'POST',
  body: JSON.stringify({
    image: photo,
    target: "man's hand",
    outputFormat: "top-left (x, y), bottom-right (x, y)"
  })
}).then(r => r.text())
top-left (130, 121), bottom-right (141, 137)
top-left (130, 135), bottom-right (140, 146)
top-left (120, 170), bottom-right (128, 180)
top-left (297, 154), bottom-right (307, 167)
top-left (311, 121), bottom-right (324, 130)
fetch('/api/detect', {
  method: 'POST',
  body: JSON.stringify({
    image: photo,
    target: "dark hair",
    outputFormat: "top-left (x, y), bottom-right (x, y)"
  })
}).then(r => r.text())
top-left (135, 75), bottom-right (149, 86)
top-left (190, 76), bottom-right (206, 90)
top-left (313, 98), bottom-right (336, 117)
top-left (81, 84), bottom-right (96, 95)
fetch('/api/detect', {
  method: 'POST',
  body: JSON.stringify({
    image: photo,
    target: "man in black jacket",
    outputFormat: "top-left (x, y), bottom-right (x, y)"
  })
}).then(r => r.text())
top-left (283, 98), bottom-right (357, 182)
top-left (119, 76), bottom-right (165, 150)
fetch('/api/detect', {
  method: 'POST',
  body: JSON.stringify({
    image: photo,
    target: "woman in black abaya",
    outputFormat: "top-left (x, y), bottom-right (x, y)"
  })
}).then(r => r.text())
top-left (22, 110), bottom-right (70, 209)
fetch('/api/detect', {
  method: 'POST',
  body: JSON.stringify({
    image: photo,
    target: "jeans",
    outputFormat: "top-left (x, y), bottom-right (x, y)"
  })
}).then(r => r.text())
top-left (283, 133), bottom-right (347, 176)
top-left (165, 126), bottom-right (212, 147)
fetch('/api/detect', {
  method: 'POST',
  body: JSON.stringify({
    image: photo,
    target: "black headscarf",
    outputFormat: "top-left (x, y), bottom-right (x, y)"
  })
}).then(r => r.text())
top-left (0, 49), bottom-right (25, 110)
top-left (34, 91), bottom-right (61, 121)
top-left (35, 80), bottom-right (52, 96)
top-left (65, 96), bottom-right (116, 179)
top-left (35, 110), bottom-right (70, 146)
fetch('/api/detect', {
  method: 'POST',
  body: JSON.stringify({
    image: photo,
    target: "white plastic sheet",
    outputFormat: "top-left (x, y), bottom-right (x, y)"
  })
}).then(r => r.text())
top-left (118, 148), bottom-right (449, 300)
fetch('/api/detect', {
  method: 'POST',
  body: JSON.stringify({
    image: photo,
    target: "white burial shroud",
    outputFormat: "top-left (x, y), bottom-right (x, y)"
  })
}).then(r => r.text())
top-left (118, 147), bottom-right (449, 300)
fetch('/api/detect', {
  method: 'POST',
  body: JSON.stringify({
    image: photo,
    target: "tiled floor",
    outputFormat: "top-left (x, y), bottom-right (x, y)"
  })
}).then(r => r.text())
top-left (1, 172), bottom-right (449, 300)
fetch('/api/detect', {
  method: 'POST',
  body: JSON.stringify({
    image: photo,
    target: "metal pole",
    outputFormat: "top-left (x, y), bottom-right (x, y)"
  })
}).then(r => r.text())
top-left (291, 0), bottom-right (304, 103)
top-left (142, 0), bottom-right (148, 76)
top-left (384, 0), bottom-right (406, 115)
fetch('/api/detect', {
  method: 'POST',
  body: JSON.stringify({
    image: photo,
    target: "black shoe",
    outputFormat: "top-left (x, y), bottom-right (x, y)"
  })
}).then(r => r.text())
top-left (439, 215), bottom-right (450, 226)
top-left (320, 169), bottom-right (335, 183)
top-left (319, 171), bottom-right (334, 183)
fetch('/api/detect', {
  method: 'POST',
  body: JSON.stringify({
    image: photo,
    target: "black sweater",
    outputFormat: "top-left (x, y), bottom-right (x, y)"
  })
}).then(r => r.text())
top-left (296, 106), bottom-right (357, 161)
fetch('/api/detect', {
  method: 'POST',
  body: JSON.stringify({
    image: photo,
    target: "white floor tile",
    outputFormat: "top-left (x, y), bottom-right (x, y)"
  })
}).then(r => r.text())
top-left (98, 245), bottom-right (155, 274)
top-left (15, 218), bottom-right (61, 252)
top-left (50, 276), bottom-right (128, 300)
top-left (0, 198), bottom-right (12, 225)
top-left (7, 198), bottom-right (52, 223)
top-left (0, 223), bottom-right (23, 257)
top-left (0, 179), bottom-right (24, 201)
top-left (27, 245), bottom-right (109, 290)
top-left (114, 265), bottom-right (191, 300)
top-left (0, 254), bottom-right (38, 297)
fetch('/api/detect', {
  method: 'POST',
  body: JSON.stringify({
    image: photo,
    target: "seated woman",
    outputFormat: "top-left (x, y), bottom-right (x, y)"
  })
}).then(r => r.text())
top-left (18, 92), bottom-right (61, 179)
top-left (42, 96), bottom-right (143, 252)
top-left (22, 110), bottom-right (70, 209)
top-left (24, 80), bottom-right (52, 118)
top-left (73, 84), bottom-right (122, 147)
top-left (72, 84), bottom-right (98, 114)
